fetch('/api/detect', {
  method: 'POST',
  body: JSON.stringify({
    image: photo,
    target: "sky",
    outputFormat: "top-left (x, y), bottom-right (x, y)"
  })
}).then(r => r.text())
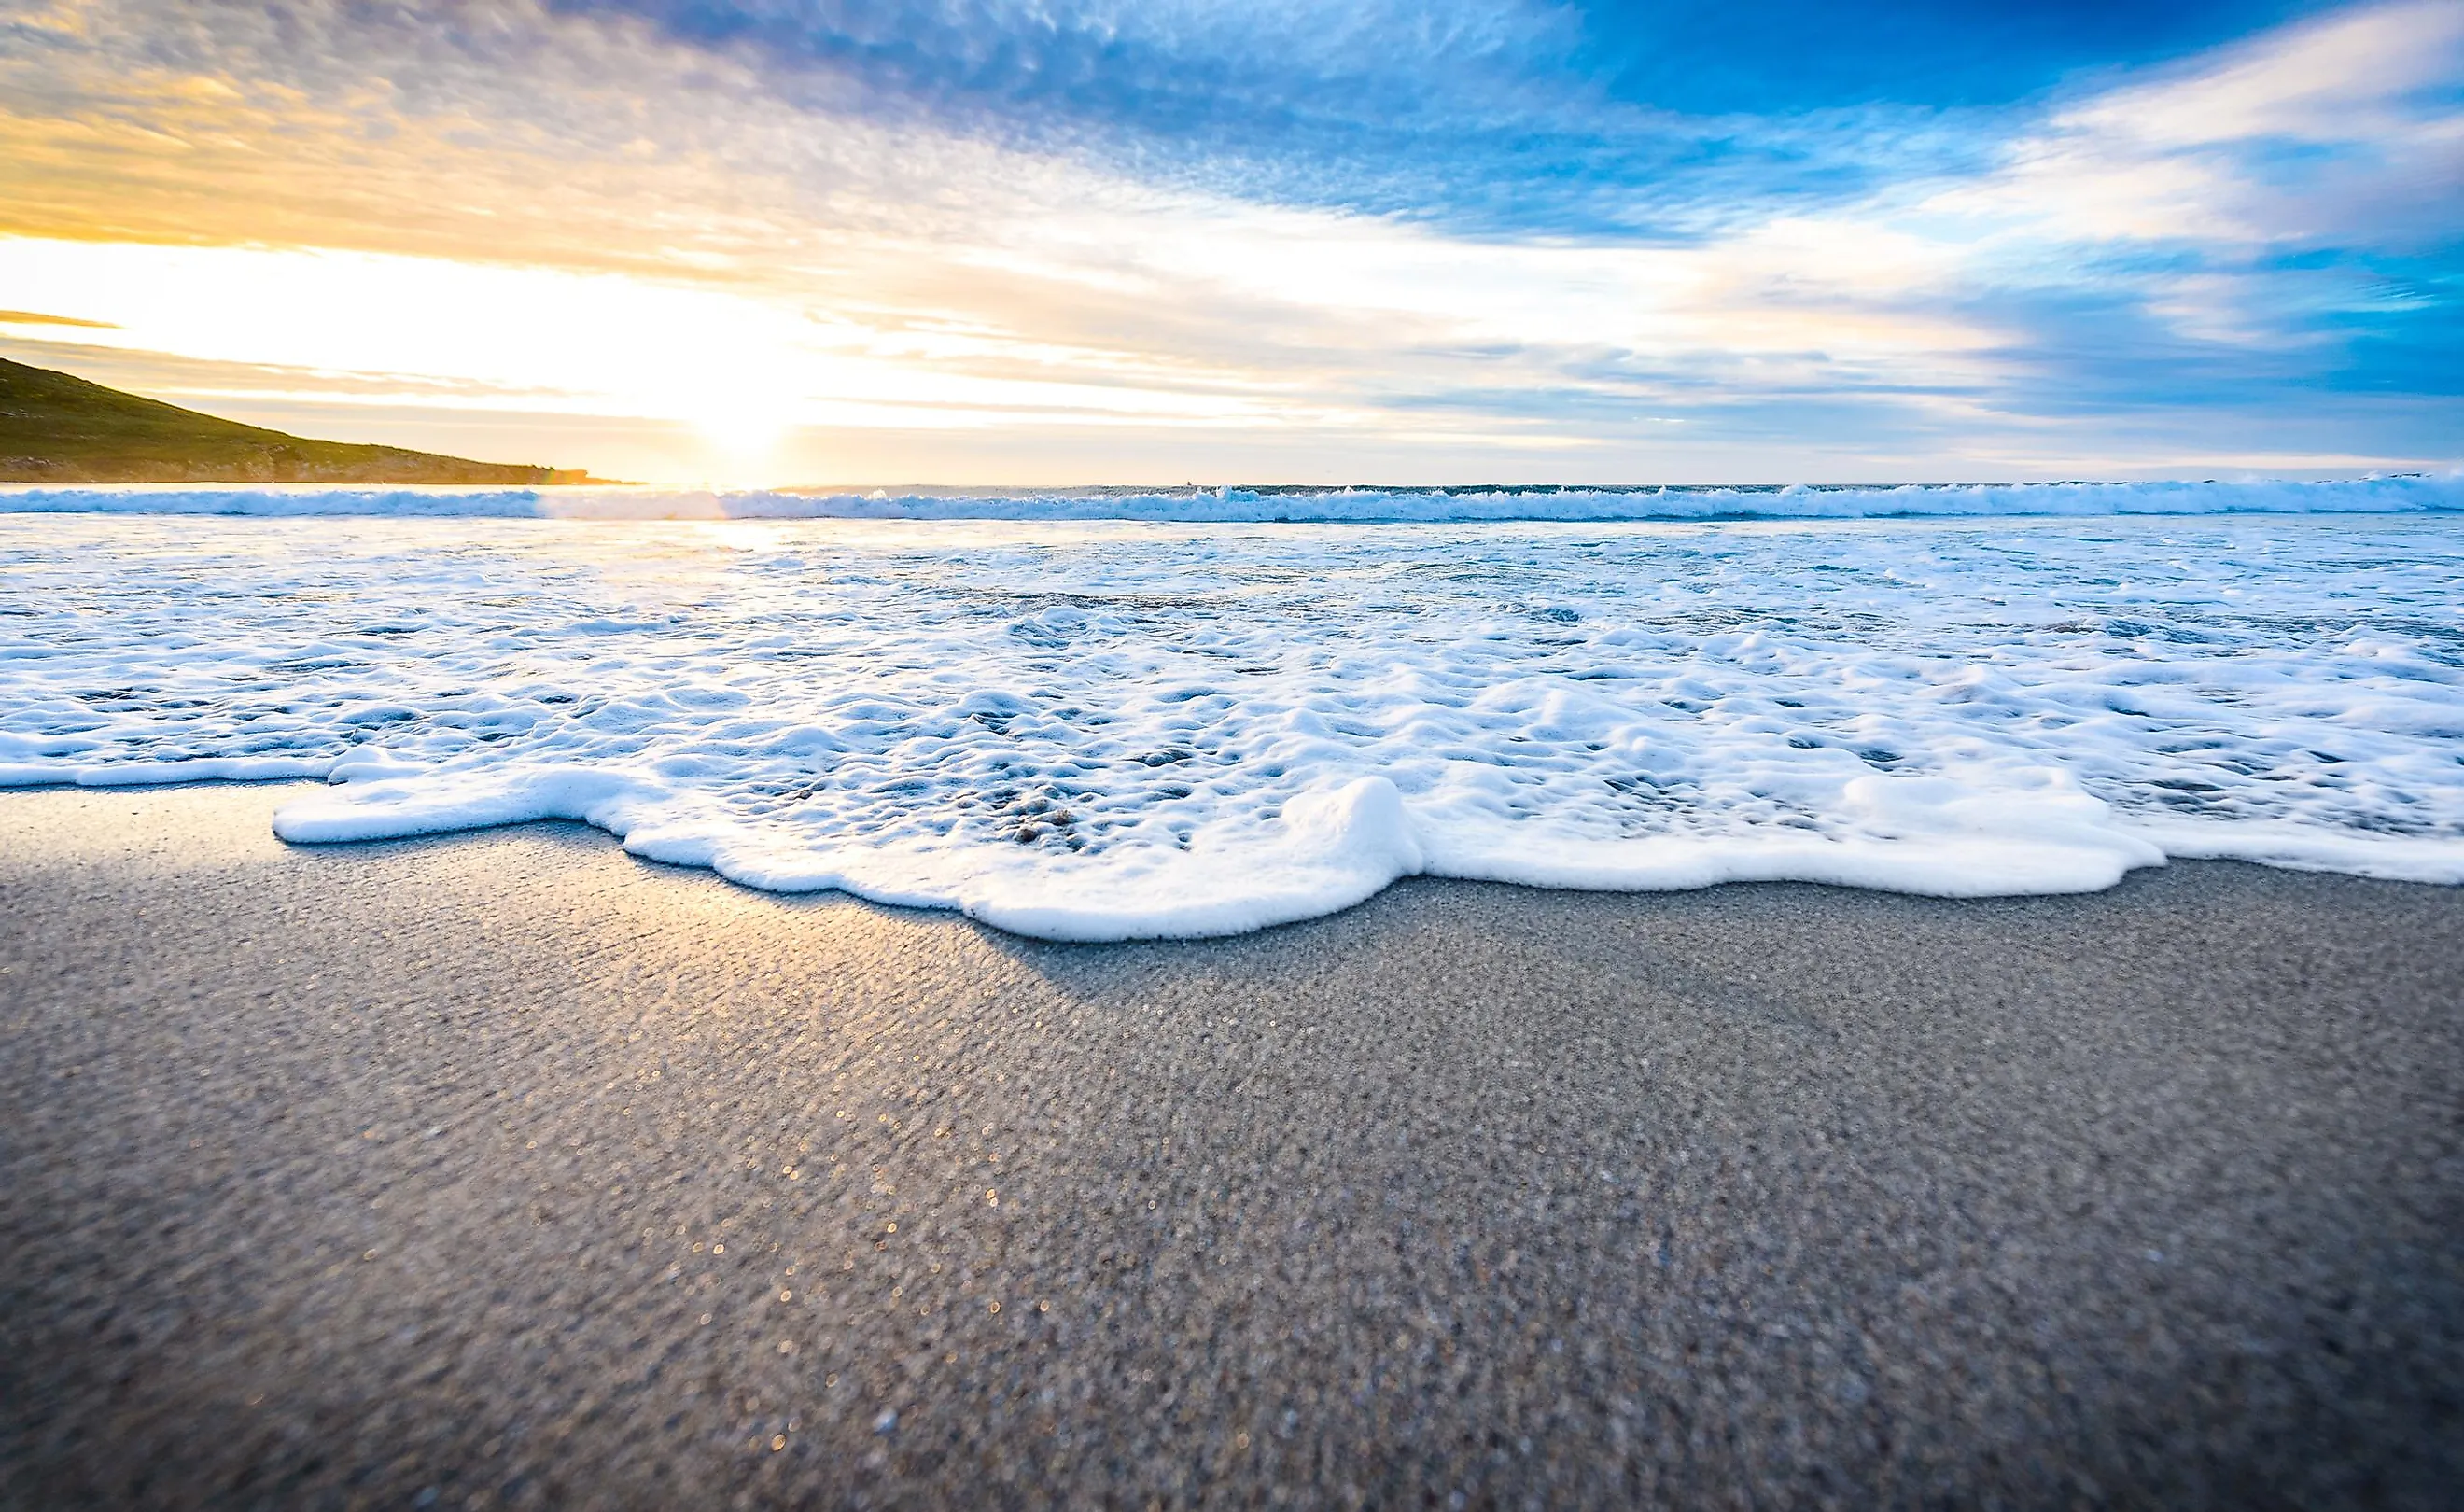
top-left (0, 0), bottom-right (2457, 485)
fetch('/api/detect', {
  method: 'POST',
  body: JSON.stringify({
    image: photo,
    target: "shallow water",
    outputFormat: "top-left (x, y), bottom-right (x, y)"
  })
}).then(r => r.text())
top-left (4, 511), bottom-right (2460, 937)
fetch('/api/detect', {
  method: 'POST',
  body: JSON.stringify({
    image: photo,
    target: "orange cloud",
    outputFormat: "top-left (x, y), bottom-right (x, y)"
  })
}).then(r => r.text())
top-left (0, 309), bottom-right (118, 328)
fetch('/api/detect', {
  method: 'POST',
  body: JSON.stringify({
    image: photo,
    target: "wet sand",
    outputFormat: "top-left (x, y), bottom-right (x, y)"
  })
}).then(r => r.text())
top-left (2, 783), bottom-right (2459, 1509)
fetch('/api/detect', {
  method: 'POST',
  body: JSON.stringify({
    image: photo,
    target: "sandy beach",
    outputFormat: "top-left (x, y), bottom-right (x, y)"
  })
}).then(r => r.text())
top-left (2, 781), bottom-right (2459, 1508)
top-left (14, 0), bottom-right (2464, 1503)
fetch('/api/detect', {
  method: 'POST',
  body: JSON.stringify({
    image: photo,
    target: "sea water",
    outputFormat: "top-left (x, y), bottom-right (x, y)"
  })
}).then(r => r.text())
top-left (3, 482), bottom-right (2459, 939)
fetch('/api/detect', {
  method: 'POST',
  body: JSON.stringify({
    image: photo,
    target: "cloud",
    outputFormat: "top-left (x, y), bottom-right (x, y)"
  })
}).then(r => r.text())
top-left (555, 0), bottom-right (2368, 236)
top-left (1874, 0), bottom-right (2464, 421)
top-left (548, 0), bottom-right (2031, 235)
top-left (0, 0), bottom-right (2454, 481)
top-left (0, 308), bottom-right (117, 327)
top-left (1934, 0), bottom-right (2464, 248)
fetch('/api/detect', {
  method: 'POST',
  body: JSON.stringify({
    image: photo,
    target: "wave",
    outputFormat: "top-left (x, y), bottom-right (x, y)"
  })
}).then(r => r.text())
top-left (4, 510), bottom-right (2459, 939)
top-left (4, 475), bottom-right (2461, 523)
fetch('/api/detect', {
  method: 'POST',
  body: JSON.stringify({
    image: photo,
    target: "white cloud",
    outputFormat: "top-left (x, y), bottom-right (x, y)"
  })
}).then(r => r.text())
top-left (1932, 0), bottom-right (2464, 246)
top-left (0, 0), bottom-right (2454, 481)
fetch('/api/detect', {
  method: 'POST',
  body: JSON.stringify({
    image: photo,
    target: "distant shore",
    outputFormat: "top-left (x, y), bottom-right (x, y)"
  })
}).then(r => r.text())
top-left (0, 462), bottom-right (612, 484)
top-left (3, 782), bottom-right (2458, 1506)
top-left (0, 355), bottom-right (608, 484)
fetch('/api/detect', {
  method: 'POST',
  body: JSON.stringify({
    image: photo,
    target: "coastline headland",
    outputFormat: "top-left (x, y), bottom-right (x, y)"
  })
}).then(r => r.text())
top-left (0, 357), bottom-right (608, 484)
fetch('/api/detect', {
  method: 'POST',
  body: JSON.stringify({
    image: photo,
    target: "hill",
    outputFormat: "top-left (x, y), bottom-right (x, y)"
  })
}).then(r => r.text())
top-left (0, 357), bottom-right (596, 484)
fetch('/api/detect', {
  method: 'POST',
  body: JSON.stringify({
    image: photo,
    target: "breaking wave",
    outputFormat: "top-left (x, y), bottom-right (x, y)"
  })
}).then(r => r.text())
top-left (4, 475), bottom-right (2461, 523)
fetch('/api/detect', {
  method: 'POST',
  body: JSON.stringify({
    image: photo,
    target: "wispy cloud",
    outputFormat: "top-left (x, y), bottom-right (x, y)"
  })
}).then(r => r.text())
top-left (0, 308), bottom-right (117, 328)
top-left (0, 0), bottom-right (2453, 481)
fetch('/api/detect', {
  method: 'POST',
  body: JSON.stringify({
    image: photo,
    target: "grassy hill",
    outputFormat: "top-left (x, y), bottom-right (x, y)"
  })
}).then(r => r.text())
top-left (0, 357), bottom-right (595, 484)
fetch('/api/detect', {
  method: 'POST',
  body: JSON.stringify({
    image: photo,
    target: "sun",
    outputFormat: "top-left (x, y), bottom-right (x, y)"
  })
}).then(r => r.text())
top-left (694, 404), bottom-right (794, 469)
top-left (683, 373), bottom-right (807, 483)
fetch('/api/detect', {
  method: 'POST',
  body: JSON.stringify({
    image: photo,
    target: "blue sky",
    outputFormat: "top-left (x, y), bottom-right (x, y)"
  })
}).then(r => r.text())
top-left (558, 0), bottom-right (2366, 238)
top-left (0, 0), bottom-right (2456, 483)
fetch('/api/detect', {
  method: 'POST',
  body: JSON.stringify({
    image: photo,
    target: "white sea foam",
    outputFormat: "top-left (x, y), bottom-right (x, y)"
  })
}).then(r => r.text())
top-left (2, 474), bottom-right (2461, 523)
top-left (3, 511), bottom-right (2459, 938)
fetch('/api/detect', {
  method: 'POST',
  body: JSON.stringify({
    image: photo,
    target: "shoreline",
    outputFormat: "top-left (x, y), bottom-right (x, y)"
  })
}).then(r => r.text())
top-left (4, 773), bottom-right (2457, 940)
top-left (10, 511), bottom-right (2461, 943)
top-left (4, 783), bottom-right (2460, 1506)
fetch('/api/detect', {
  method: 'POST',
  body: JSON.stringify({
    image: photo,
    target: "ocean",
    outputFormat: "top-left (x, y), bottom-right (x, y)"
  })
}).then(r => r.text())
top-left (5, 479), bottom-right (2460, 938)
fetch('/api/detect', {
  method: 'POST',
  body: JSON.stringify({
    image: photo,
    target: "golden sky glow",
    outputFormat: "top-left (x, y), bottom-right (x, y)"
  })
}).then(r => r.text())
top-left (2, 0), bottom-right (2457, 483)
